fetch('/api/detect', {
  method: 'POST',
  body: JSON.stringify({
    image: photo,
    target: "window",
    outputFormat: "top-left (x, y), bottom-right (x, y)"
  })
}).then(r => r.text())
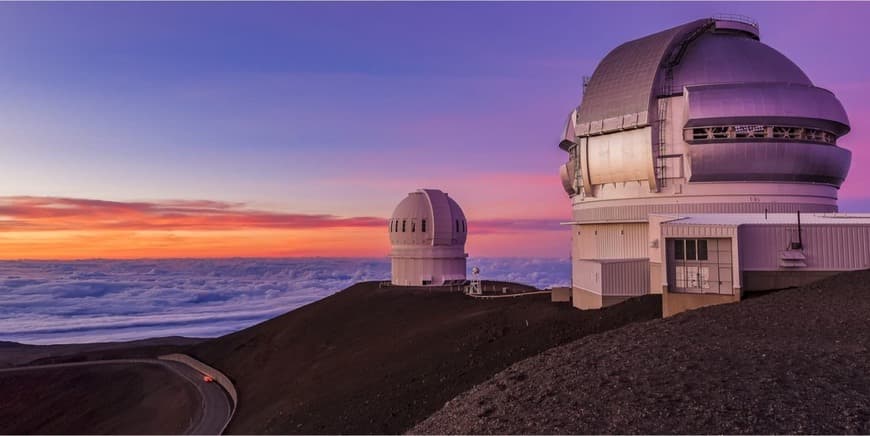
top-left (686, 240), bottom-right (696, 261)
top-left (402, 220), bottom-right (406, 232)
top-left (698, 240), bottom-right (708, 261)
top-left (674, 239), bottom-right (708, 261)
top-left (422, 219), bottom-right (426, 233)
top-left (456, 220), bottom-right (459, 232)
top-left (411, 221), bottom-right (415, 232)
top-left (462, 220), bottom-right (466, 232)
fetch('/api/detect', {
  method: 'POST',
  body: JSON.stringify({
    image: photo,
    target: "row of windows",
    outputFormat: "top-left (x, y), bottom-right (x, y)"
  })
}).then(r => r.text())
top-left (388, 219), bottom-right (467, 233)
top-left (685, 125), bottom-right (837, 145)
top-left (674, 239), bottom-right (708, 261)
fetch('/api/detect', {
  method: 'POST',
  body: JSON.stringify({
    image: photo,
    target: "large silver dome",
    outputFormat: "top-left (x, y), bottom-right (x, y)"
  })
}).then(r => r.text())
top-left (671, 32), bottom-right (811, 89)
top-left (561, 16), bottom-right (851, 198)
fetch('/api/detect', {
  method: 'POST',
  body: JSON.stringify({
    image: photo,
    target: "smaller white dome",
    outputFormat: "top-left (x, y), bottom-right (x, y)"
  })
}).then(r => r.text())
top-left (389, 189), bottom-right (467, 247)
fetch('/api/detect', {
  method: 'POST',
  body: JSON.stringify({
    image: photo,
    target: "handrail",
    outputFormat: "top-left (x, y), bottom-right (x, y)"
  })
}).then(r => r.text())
top-left (713, 13), bottom-right (759, 29)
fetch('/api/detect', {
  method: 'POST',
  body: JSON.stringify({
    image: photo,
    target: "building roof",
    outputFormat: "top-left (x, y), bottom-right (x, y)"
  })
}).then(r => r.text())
top-left (659, 213), bottom-right (870, 226)
top-left (389, 189), bottom-right (467, 246)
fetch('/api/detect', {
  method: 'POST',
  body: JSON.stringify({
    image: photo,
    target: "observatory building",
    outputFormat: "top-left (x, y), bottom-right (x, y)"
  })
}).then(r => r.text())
top-left (388, 189), bottom-right (468, 286)
top-left (558, 16), bottom-right (870, 315)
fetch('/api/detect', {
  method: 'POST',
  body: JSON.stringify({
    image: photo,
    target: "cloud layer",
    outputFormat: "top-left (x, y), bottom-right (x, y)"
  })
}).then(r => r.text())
top-left (0, 196), bottom-right (385, 231)
top-left (0, 258), bottom-right (569, 344)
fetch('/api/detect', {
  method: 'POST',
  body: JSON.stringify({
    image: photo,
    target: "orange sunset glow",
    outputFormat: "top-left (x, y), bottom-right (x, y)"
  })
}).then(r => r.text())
top-left (0, 196), bottom-right (567, 259)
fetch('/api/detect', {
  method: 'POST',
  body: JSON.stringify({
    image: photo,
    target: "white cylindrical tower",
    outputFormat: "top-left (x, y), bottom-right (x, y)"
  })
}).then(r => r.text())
top-left (388, 189), bottom-right (468, 286)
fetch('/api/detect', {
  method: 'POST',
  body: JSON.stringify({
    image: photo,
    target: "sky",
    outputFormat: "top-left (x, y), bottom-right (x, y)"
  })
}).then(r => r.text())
top-left (1, 2), bottom-right (869, 259)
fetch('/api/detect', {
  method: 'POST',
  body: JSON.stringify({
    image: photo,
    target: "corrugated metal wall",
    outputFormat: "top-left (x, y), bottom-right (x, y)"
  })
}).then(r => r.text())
top-left (661, 224), bottom-right (738, 238)
top-left (574, 223), bottom-right (649, 259)
top-left (602, 259), bottom-right (650, 296)
top-left (740, 224), bottom-right (870, 270)
top-left (573, 259), bottom-right (650, 296)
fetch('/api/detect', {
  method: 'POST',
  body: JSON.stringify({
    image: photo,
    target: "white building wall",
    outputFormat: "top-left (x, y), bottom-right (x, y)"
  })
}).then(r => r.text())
top-left (573, 259), bottom-right (603, 294)
top-left (574, 223), bottom-right (648, 259)
top-left (390, 244), bottom-right (467, 286)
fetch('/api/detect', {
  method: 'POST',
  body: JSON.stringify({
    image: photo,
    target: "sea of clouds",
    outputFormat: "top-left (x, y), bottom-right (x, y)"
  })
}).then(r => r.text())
top-left (0, 258), bottom-right (569, 345)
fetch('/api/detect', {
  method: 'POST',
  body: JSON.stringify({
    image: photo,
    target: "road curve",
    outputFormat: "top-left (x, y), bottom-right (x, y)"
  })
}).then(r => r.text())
top-left (0, 358), bottom-right (232, 435)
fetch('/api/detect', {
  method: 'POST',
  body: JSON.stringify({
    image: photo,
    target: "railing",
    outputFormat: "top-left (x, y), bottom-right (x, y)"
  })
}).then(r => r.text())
top-left (713, 13), bottom-right (759, 29)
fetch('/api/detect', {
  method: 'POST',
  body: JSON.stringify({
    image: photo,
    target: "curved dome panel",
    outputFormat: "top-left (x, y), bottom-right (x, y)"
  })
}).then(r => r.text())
top-left (446, 196), bottom-right (467, 245)
top-left (685, 83), bottom-right (850, 135)
top-left (575, 19), bottom-right (711, 132)
top-left (689, 141), bottom-right (851, 186)
top-left (389, 189), bottom-right (467, 247)
top-left (672, 33), bottom-right (812, 90)
top-left (389, 191), bottom-right (430, 246)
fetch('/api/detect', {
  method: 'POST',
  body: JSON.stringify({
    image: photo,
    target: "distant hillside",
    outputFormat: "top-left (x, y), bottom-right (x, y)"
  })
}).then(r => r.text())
top-left (0, 337), bottom-right (201, 368)
top-left (189, 281), bottom-right (661, 434)
top-left (413, 270), bottom-right (870, 434)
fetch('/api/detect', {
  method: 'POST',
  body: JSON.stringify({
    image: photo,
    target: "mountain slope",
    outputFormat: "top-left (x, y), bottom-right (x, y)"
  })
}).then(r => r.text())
top-left (412, 270), bottom-right (870, 434)
top-left (190, 282), bottom-right (660, 434)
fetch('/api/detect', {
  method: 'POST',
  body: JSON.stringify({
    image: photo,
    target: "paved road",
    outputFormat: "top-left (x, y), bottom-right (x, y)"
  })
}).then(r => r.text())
top-left (0, 358), bottom-right (232, 435)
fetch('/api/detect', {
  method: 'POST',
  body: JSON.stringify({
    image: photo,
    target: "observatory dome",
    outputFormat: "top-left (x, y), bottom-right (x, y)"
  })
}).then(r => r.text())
top-left (389, 189), bottom-right (467, 247)
top-left (388, 189), bottom-right (468, 286)
top-left (670, 31), bottom-right (812, 90)
top-left (560, 15), bottom-right (852, 216)
top-left (556, 16), bottom-right (857, 310)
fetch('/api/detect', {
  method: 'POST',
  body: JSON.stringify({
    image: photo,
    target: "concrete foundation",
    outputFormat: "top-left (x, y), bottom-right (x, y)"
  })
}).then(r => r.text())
top-left (743, 270), bottom-right (841, 291)
top-left (663, 291), bottom-right (741, 317)
top-left (551, 287), bottom-right (572, 303)
top-left (649, 261), bottom-right (663, 295)
top-left (572, 287), bottom-right (633, 310)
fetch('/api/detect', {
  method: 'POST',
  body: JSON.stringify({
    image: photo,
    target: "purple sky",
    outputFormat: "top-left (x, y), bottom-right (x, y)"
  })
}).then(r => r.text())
top-left (0, 2), bottom-right (868, 257)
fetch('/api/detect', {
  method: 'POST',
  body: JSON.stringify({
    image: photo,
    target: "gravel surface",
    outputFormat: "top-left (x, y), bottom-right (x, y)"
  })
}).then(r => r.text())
top-left (412, 270), bottom-right (870, 435)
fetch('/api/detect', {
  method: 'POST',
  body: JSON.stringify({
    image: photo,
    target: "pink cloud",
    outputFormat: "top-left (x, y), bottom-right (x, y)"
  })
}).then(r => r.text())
top-left (0, 196), bottom-right (386, 231)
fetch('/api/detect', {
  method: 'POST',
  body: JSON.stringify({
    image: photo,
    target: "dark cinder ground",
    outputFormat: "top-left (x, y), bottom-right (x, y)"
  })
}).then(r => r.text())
top-left (0, 363), bottom-right (200, 434)
top-left (411, 270), bottom-right (870, 435)
top-left (190, 281), bottom-right (661, 434)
